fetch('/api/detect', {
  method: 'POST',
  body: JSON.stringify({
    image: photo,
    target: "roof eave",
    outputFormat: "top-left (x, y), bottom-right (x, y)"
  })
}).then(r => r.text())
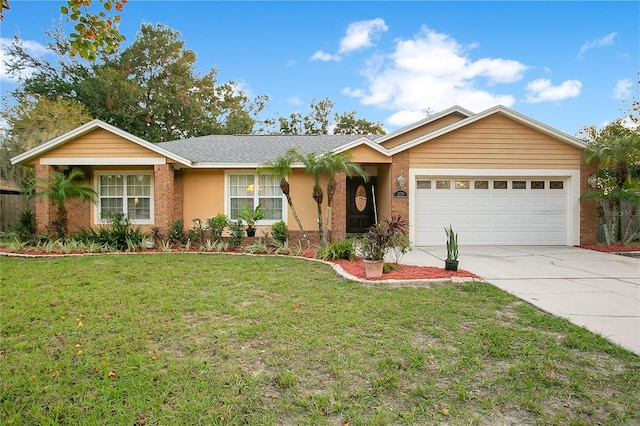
top-left (10, 119), bottom-right (193, 167)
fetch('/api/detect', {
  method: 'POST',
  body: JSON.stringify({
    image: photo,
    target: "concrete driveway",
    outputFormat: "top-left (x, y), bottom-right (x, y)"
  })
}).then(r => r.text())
top-left (401, 246), bottom-right (640, 355)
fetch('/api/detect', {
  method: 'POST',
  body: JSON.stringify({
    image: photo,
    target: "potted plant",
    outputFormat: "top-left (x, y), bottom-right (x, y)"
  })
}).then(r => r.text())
top-left (359, 215), bottom-right (409, 278)
top-left (444, 224), bottom-right (459, 271)
top-left (238, 204), bottom-right (267, 237)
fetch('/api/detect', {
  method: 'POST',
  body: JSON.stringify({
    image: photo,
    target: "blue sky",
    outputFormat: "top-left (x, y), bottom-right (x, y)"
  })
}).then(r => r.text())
top-left (1, 1), bottom-right (638, 136)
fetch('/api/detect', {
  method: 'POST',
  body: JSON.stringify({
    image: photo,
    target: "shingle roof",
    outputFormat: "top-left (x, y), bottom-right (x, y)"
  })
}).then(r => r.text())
top-left (155, 134), bottom-right (379, 165)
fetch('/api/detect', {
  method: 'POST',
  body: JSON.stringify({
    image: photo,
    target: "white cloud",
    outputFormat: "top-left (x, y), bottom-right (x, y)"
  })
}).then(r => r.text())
top-left (287, 96), bottom-right (304, 106)
top-left (525, 79), bottom-right (582, 103)
top-left (346, 26), bottom-right (526, 127)
top-left (612, 78), bottom-right (631, 100)
top-left (579, 32), bottom-right (616, 57)
top-left (0, 37), bottom-right (49, 83)
top-left (309, 50), bottom-right (340, 62)
top-left (338, 18), bottom-right (388, 54)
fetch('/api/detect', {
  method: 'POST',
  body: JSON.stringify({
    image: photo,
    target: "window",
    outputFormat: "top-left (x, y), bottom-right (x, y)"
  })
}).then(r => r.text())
top-left (228, 173), bottom-right (284, 222)
top-left (455, 180), bottom-right (470, 189)
top-left (494, 181), bottom-right (507, 189)
top-left (97, 173), bottom-right (153, 223)
top-left (416, 180), bottom-right (431, 189)
top-left (531, 181), bottom-right (545, 189)
top-left (550, 181), bottom-right (564, 190)
top-left (474, 181), bottom-right (489, 189)
top-left (436, 180), bottom-right (450, 189)
top-left (512, 181), bottom-right (527, 189)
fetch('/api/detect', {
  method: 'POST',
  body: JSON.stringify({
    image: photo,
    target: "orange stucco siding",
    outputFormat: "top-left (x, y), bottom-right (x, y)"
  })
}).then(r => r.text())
top-left (381, 112), bottom-right (468, 149)
top-left (346, 144), bottom-right (391, 163)
top-left (41, 129), bottom-right (165, 160)
top-left (408, 113), bottom-right (582, 169)
top-left (182, 169), bottom-right (225, 221)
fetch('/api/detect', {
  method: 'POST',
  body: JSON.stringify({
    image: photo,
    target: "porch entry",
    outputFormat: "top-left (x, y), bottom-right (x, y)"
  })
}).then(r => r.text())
top-left (346, 176), bottom-right (377, 234)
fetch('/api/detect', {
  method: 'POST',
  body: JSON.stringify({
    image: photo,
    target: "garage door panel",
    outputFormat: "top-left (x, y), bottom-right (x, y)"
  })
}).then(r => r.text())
top-left (414, 177), bottom-right (567, 245)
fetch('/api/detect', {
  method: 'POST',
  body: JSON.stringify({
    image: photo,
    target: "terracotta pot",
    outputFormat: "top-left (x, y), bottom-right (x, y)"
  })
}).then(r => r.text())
top-left (363, 259), bottom-right (384, 278)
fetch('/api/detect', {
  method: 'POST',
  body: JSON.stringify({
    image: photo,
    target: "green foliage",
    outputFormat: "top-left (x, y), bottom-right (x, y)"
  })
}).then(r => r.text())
top-left (60, 0), bottom-right (126, 60)
top-left (229, 219), bottom-right (244, 249)
top-left (187, 218), bottom-right (205, 244)
top-left (388, 232), bottom-right (411, 264)
top-left (76, 212), bottom-right (147, 250)
top-left (206, 214), bottom-right (228, 242)
top-left (270, 220), bottom-right (288, 245)
top-left (238, 204), bottom-right (266, 228)
top-left (244, 238), bottom-right (271, 254)
top-left (30, 167), bottom-right (97, 239)
top-left (360, 215), bottom-right (409, 261)
top-left (10, 208), bottom-right (36, 243)
top-left (315, 238), bottom-right (356, 261)
top-left (169, 219), bottom-right (185, 244)
top-left (445, 224), bottom-right (459, 262)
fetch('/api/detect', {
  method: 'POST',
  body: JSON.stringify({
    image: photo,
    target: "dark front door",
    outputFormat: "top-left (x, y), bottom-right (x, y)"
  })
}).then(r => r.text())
top-left (346, 176), bottom-right (377, 234)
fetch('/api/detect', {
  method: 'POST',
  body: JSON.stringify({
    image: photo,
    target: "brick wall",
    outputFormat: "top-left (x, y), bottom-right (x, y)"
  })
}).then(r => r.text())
top-left (580, 156), bottom-right (599, 245)
top-left (154, 164), bottom-right (176, 236)
top-left (34, 164), bottom-right (53, 236)
top-left (390, 151), bottom-right (409, 220)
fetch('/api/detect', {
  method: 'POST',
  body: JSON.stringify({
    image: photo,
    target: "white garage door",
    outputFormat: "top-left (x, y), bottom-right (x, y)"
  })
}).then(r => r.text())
top-left (414, 177), bottom-right (567, 245)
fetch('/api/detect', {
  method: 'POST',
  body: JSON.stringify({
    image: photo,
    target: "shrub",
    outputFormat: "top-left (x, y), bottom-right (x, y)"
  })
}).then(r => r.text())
top-left (11, 208), bottom-right (36, 243)
top-left (76, 213), bottom-right (147, 251)
top-left (316, 238), bottom-right (356, 261)
top-left (206, 214), bottom-right (229, 242)
top-left (187, 218), bottom-right (205, 244)
top-left (271, 220), bottom-right (289, 245)
top-left (169, 219), bottom-right (185, 244)
top-left (229, 219), bottom-right (244, 249)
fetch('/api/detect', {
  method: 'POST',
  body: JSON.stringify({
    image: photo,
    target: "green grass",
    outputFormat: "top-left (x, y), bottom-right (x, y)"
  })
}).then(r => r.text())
top-left (1, 253), bottom-right (639, 425)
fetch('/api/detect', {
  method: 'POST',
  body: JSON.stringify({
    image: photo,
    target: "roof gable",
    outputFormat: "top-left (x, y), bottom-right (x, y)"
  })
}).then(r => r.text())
top-left (11, 120), bottom-right (192, 166)
top-left (388, 105), bottom-right (587, 155)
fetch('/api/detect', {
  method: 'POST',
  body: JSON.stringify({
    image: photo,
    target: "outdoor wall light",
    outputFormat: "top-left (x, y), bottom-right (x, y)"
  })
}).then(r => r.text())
top-left (397, 173), bottom-right (406, 190)
top-left (588, 174), bottom-right (598, 189)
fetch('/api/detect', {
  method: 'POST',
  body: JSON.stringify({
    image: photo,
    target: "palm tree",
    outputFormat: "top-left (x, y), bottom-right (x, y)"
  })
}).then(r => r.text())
top-left (31, 167), bottom-right (97, 239)
top-left (320, 151), bottom-right (367, 238)
top-left (258, 150), bottom-right (311, 247)
top-left (583, 120), bottom-right (640, 244)
top-left (290, 148), bottom-right (327, 243)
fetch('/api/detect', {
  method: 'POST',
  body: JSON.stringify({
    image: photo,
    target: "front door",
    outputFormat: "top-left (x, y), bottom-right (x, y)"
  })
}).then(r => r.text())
top-left (346, 176), bottom-right (377, 234)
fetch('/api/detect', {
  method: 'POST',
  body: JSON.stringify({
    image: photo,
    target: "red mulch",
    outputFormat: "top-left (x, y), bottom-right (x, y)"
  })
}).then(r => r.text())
top-left (576, 243), bottom-right (640, 253)
top-left (330, 257), bottom-right (480, 281)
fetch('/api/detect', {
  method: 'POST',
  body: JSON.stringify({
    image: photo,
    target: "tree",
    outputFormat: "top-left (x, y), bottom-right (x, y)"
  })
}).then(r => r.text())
top-left (320, 151), bottom-right (367, 236)
top-left (278, 98), bottom-right (385, 135)
top-left (5, 23), bottom-right (268, 142)
top-left (0, 95), bottom-right (92, 184)
top-left (29, 168), bottom-right (97, 239)
top-left (334, 111), bottom-right (385, 135)
top-left (579, 119), bottom-right (640, 244)
top-left (258, 151), bottom-right (311, 247)
top-left (290, 149), bottom-right (327, 242)
top-left (60, 0), bottom-right (127, 60)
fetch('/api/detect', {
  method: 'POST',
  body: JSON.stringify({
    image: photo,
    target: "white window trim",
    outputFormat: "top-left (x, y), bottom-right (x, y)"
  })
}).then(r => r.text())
top-left (94, 170), bottom-right (155, 225)
top-left (224, 171), bottom-right (287, 225)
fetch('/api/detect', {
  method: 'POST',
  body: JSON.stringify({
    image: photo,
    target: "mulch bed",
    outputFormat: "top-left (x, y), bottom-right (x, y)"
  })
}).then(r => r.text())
top-left (330, 257), bottom-right (480, 281)
top-left (576, 243), bottom-right (640, 253)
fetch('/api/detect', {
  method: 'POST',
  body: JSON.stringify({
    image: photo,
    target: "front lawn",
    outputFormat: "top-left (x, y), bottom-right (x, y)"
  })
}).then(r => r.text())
top-left (1, 254), bottom-right (638, 425)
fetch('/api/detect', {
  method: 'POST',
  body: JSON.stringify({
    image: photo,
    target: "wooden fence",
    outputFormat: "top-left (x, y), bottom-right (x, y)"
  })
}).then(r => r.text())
top-left (0, 191), bottom-right (29, 232)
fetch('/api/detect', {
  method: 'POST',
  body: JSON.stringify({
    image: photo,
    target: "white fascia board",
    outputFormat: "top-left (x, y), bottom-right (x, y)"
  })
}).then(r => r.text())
top-left (40, 157), bottom-right (167, 166)
top-left (10, 119), bottom-right (193, 167)
top-left (374, 105), bottom-right (475, 144)
top-left (389, 105), bottom-right (587, 156)
top-left (331, 137), bottom-right (391, 156)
